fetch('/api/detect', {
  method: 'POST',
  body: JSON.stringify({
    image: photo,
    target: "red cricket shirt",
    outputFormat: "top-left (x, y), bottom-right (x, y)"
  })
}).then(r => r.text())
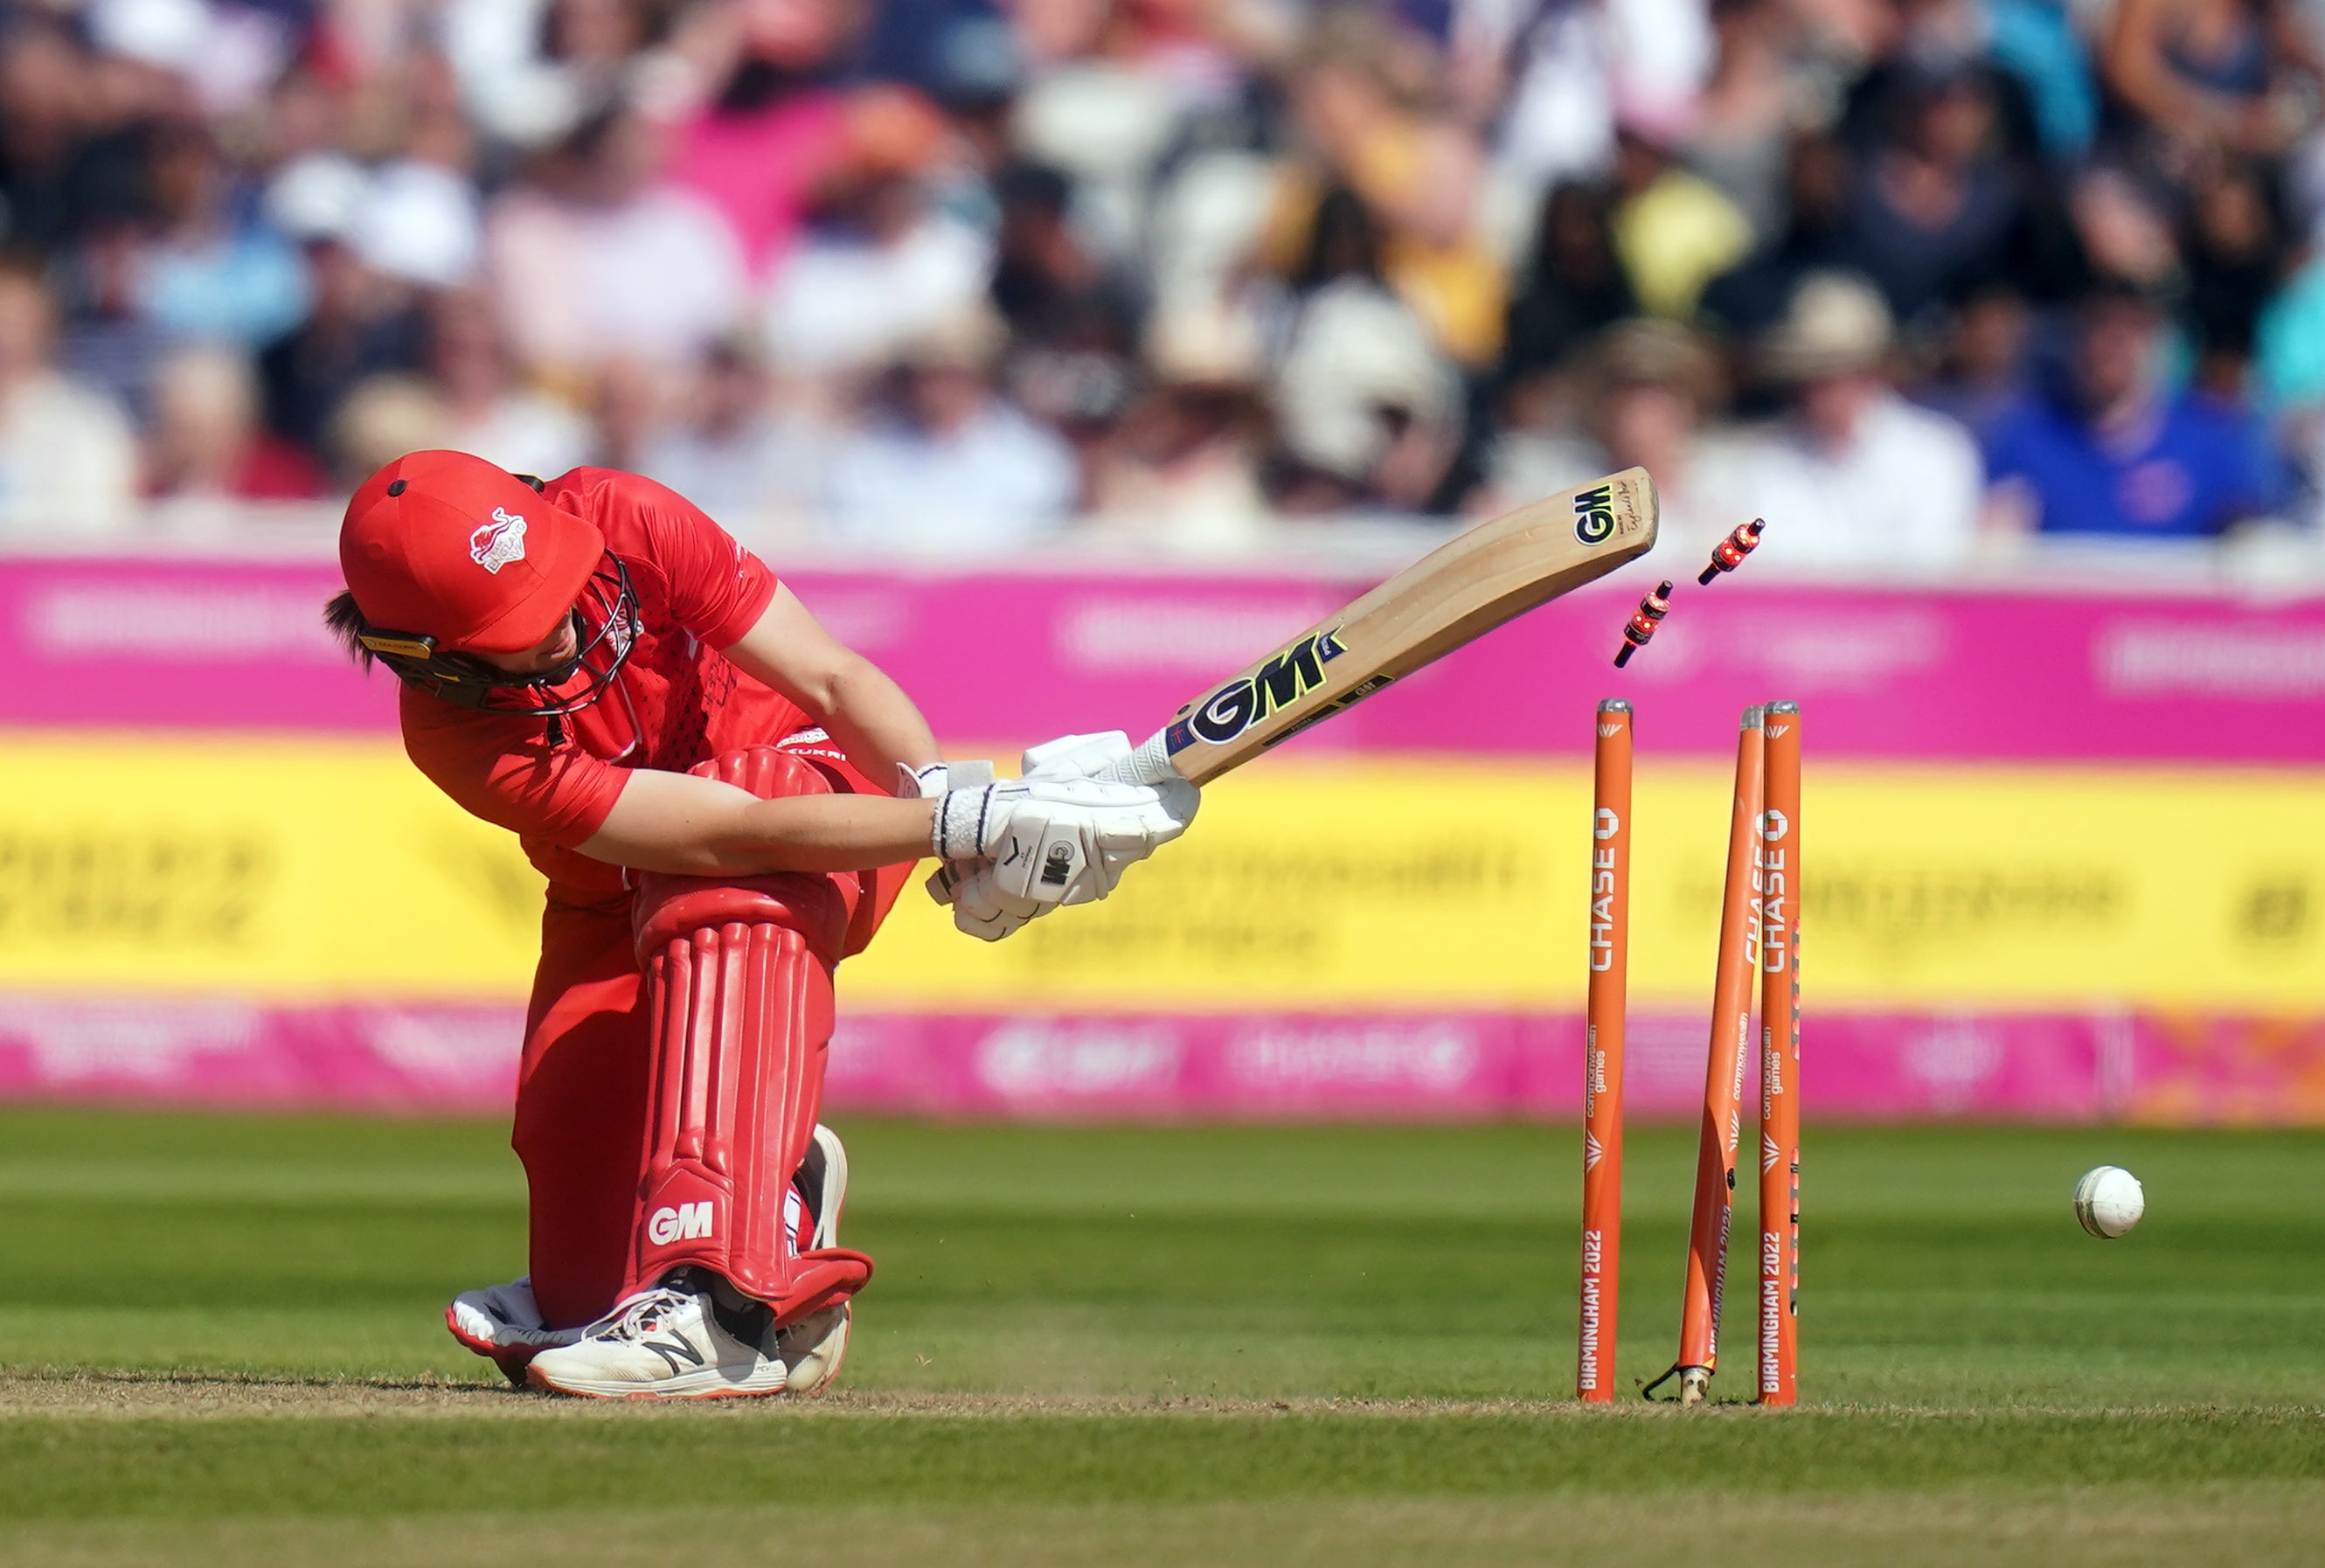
top-left (399, 467), bottom-right (814, 904)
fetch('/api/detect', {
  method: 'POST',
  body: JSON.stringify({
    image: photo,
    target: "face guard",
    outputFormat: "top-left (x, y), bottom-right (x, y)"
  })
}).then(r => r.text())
top-left (357, 556), bottom-right (641, 721)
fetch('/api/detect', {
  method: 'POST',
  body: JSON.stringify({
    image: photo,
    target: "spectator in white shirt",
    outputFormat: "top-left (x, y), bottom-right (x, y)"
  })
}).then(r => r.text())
top-left (821, 307), bottom-right (1078, 552)
top-left (640, 335), bottom-right (829, 545)
top-left (1724, 271), bottom-right (1984, 571)
top-left (0, 267), bottom-right (138, 538)
top-left (485, 103), bottom-right (747, 382)
top-left (761, 122), bottom-right (993, 379)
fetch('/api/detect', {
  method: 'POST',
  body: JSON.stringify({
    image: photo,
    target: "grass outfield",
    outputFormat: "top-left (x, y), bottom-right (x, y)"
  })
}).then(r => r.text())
top-left (0, 1109), bottom-right (2319, 1565)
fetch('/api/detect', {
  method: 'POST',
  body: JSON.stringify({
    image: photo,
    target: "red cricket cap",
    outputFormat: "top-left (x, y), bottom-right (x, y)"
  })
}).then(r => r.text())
top-left (339, 451), bottom-right (604, 656)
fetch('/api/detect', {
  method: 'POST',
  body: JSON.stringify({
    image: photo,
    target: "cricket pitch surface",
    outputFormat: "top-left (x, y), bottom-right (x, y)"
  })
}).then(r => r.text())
top-left (3, 1113), bottom-right (2319, 1566)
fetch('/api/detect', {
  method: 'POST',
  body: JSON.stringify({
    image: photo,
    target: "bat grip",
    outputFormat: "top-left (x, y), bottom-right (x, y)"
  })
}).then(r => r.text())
top-left (1097, 731), bottom-right (1176, 786)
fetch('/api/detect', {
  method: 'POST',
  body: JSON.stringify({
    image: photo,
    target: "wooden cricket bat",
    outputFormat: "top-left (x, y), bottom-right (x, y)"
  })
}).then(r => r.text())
top-left (1104, 468), bottom-right (1658, 786)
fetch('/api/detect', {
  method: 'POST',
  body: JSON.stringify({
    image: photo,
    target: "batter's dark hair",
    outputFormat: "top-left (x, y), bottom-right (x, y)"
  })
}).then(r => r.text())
top-left (323, 590), bottom-right (375, 670)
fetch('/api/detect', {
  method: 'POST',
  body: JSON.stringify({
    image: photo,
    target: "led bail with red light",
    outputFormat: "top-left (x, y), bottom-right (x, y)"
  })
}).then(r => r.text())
top-left (1612, 580), bottom-right (1673, 669)
top-left (1697, 518), bottom-right (1766, 585)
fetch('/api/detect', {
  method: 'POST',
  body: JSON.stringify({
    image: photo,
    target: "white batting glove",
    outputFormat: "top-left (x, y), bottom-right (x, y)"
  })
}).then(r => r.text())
top-left (1019, 730), bottom-right (1135, 781)
top-left (899, 759), bottom-right (995, 801)
top-left (903, 760), bottom-right (994, 910)
top-left (1010, 732), bottom-right (1191, 906)
top-left (948, 870), bottom-right (1045, 941)
top-left (921, 735), bottom-right (1135, 911)
top-left (933, 774), bottom-right (1198, 909)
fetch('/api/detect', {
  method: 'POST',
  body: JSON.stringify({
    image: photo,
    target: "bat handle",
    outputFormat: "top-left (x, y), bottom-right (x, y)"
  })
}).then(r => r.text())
top-left (1097, 731), bottom-right (1177, 786)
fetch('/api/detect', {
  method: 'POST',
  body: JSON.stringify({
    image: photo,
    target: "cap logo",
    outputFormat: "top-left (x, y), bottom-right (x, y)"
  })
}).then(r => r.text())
top-left (469, 508), bottom-right (528, 574)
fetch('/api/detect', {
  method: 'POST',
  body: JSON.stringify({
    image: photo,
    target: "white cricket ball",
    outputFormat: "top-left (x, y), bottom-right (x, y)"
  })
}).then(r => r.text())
top-left (2073, 1165), bottom-right (2145, 1238)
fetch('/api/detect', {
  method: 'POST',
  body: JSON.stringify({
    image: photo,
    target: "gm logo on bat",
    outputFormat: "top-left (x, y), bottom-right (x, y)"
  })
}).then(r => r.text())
top-left (1573, 484), bottom-right (1616, 544)
top-left (1166, 628), bottom-right (1347, 752)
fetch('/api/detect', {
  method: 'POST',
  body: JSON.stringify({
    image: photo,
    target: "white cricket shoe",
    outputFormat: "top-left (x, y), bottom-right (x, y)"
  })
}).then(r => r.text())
top-left (776, 1303), bottom-right (851, 1395)
top-left (446, 1276), bottom-right (583, 1385)
top-left (797, 1121), bottom-right (848, 1251)
top-left (526, 1277), bottom-right (788, 1400)
top-left (778, 1124), bottom-right (854, 1394)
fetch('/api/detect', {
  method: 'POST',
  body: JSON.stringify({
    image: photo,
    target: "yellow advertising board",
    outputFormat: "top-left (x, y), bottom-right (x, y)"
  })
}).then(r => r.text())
top-left (0, 734), bottom-right (2319, 1009)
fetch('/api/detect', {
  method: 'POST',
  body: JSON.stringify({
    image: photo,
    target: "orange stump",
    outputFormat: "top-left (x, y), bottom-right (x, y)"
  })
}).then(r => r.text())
top-left (1757, 702), bottom-right (1803, 1406)
top-left (1578, 698), bottom-right (1633, 1401)
top-left (1669, 707), bottom-right (1766, 1405)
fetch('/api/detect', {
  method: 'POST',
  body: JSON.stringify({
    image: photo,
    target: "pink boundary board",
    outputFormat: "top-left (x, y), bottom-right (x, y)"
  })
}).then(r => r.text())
top-left (4, 556), bottom-right (2323, 760)
top-left (2, 999), bottom-right (2317, 1124)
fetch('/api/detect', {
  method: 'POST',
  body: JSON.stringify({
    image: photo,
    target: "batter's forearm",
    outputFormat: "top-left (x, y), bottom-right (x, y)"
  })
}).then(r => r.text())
top-left (577, 769), bottom-right (935, 877)
top-left (715, 794), bottom-right (935, 874)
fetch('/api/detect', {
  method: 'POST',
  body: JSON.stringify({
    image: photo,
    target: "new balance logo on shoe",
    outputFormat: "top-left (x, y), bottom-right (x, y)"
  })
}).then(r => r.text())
top-left (648, 1201), bottom-right (715, 1244)
top-left (641, 1330), bottom-right (705, 1377)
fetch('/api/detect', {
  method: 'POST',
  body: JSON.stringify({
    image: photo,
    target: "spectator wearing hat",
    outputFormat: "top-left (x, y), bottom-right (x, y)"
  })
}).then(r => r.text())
top-left (820, 306), bottom-right (1077, 552)
top-left (1983, 276), bottom-right (2289, 538)
top-left (0, 266), bottom-right (139, 536)
top-left (1487, 316), bottom-right (1746, 560)
top-left (1725, 270), bottom-right (1985, 568)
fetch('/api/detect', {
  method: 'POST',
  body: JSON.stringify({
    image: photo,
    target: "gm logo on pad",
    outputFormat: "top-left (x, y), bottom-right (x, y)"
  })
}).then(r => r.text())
top-left (1572, 484), bottom-right (1615, 544)
top-left (648, 1201), bottom-right (714, 1244)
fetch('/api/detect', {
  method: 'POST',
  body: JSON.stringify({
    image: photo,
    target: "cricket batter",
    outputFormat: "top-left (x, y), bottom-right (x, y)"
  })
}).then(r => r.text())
top-left (327, 451), bottom-right (1195, 1398)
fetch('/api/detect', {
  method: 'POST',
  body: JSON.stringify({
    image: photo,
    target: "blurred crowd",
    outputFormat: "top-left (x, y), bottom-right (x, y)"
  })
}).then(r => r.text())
top-left (3, 0), bottom-right (2325, 565)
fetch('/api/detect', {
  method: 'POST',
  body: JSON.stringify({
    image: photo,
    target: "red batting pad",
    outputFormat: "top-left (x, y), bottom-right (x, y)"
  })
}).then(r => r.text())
top-left (624, 747), bottom-right (874, 1324)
